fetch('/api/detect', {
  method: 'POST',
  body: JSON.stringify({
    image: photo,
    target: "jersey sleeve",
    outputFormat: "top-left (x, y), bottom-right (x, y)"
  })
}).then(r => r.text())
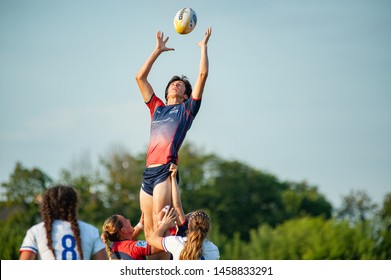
top-left (131, 240), bottom-right (152, 259)
top-left (162, 236), bottom-right (183, 254)
top-left (146, 94), bottom-right (165, 118)
top-left (19, 227), bottom-right (38, 254)
top-left (185, 97), bottom-right (202, 117)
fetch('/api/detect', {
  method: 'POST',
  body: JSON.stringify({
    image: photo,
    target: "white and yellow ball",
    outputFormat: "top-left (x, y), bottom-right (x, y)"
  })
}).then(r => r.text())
top-left (173, 8), bottom-right (197, 35)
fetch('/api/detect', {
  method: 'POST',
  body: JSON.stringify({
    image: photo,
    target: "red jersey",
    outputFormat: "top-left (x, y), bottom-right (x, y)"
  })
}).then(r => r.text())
top-left (145, 94), bottom-right (201, 166)
top-left (112, 240), bottom-right (151, 260)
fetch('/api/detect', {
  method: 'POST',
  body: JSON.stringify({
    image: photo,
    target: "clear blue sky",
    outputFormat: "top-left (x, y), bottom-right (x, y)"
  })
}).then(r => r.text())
top-left (1, 0), bottom-right (390, 208)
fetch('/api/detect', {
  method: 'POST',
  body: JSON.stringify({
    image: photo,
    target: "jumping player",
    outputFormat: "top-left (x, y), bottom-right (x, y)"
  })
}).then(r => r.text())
top-left (135, 26), bottom-right (212, 249)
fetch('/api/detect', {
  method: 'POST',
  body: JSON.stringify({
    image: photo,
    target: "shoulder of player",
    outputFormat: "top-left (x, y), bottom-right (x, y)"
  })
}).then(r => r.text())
top-left (77, 220), bottom-right (100, 232)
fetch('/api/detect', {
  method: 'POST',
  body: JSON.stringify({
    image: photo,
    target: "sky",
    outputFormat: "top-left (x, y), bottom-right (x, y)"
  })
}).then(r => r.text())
top-left (1, 0), bottom-right (390, 208)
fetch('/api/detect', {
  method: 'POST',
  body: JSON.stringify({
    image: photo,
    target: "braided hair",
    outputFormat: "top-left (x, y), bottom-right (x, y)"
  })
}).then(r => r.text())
top-left (40, 185), bottom-right (83, 259)
top-left (179, 210), bottom-right (210, 260)
top-left (101, 215), bottom-right (123, 260)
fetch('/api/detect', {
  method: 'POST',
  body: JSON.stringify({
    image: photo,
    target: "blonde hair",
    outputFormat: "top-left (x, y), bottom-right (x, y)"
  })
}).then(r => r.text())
top-left (101, 215), bottom-right (123, 260)
top-left (179, 210), bottom-right (210, 260)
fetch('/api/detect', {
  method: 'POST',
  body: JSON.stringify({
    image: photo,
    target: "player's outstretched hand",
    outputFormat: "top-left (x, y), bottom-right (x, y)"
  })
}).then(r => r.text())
top-left (156, 31), bottom-right (175, 52)
top-left (198, 26), bottom-right (212, 48)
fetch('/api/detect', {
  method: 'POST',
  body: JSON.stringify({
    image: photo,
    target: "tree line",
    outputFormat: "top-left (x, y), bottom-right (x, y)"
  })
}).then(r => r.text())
top-left (1, 143), bottom-right (390, 259)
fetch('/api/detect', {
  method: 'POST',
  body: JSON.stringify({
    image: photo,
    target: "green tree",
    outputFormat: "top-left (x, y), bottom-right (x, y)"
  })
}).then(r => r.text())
top-left (281, 181), bottom-right (332, 219)
top-left (189, 158), bottom-right (286, 240)
top-left (1, 162), bottom-right (52, 204)
top-left (58, 168), bottom-right (107, 226)
top-left (0, 163), bottom-right (51, 259)
top-left (337, 190), bottom-right (377, 224)
top-left (1, 143), bottom-right (386, 260)
top-left (0, 208), bottom-right (36, 259)
top-left (376, 193), bottom-right (391, 259)
top-left (98, 146), bottom-right (146, 224)
top-left (178, 143), bottom-right (214, 191)
top-left (177, 143), bottom-right (333, 240)
top-left (246, 217), bottom-right (376, 259)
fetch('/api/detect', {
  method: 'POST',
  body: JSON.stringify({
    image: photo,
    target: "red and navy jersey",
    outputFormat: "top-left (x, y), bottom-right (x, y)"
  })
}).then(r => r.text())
top-left (112, 240), bottom-right (151, 260)
top-left (145, 94), bottom-right (201, 166)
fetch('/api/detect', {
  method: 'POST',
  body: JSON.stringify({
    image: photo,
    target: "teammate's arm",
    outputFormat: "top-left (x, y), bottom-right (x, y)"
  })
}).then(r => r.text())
top-left (170, 164), bottom-right (186, 225)
top-left (147, 208), bottom-right (177, 250)
top-left (132, 212), bottom-right (144, 240)
top-left (91, 249), bottom-right (107, 260)
top-left (19, 251), bottom-right (36, 260)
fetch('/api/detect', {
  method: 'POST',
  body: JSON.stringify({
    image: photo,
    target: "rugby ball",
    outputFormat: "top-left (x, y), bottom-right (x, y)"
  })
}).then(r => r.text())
top-left (173, 8), bottom-right (197, 35)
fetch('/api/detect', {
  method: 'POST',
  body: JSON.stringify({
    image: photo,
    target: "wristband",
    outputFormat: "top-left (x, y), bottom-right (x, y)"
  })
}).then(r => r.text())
top-left (136, 222), bottom-right (144, 230)
top-left (162, 205), bottom-right (170, 213)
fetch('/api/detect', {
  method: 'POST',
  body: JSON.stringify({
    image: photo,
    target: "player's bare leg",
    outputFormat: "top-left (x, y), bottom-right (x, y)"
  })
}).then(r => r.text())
top-left (146, 178), bottom-right (172, 260)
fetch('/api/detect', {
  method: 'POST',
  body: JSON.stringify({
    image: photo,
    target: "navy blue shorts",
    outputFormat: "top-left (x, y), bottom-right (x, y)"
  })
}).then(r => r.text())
top-left (141, 163), bottom-right (180, 196)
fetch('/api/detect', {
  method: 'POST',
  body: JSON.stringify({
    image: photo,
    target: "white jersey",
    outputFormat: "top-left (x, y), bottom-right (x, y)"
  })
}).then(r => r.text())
top-left (20, 220), bottom-right (105, 260)
top-left (162, 235), bottom-right (220, 260)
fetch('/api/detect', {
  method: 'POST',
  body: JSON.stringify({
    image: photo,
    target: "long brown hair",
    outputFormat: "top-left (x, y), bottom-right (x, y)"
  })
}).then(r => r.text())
top-left (179, 210), bottom-right (210, 260)
top-left (40, 185), bottom-right (83, 259)
top-left (101, 214), bottom-right (123, 260)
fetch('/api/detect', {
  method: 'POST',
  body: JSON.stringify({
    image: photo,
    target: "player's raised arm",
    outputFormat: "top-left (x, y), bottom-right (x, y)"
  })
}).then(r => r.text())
top-left (192, 27), bottom-right (212, 100)
top-left (135, 31), bottom-right (175, 102)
